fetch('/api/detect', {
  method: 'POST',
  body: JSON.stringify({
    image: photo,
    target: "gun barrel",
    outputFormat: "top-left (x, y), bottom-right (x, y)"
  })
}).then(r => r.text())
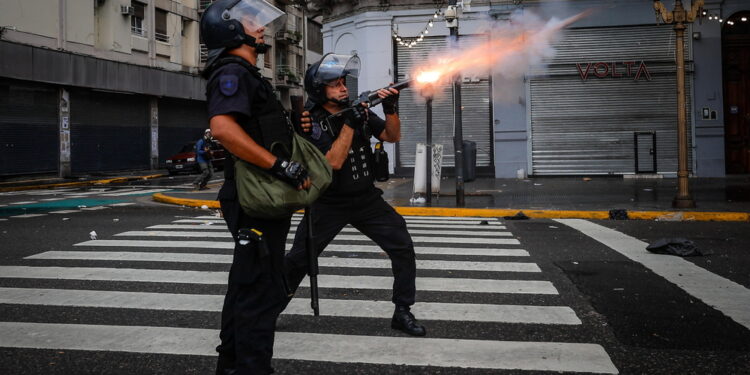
top-left (368, 79), bottom-right (413, 106)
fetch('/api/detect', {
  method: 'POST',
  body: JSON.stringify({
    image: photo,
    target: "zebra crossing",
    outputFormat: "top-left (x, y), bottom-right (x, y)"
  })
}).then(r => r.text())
top-left (0, 213), bottom-right (619, 374)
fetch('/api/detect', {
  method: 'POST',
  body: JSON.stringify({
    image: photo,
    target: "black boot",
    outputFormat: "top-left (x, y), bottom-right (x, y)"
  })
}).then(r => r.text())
top-left (391, 305), bottom-right (426, 336)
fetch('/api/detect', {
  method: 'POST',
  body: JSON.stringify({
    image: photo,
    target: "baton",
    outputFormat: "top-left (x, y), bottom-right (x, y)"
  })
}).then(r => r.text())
top-left (305, 206), bottom-right (320, 316)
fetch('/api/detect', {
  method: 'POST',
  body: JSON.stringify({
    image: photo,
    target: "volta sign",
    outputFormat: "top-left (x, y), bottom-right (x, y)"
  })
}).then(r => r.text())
top-left (576, 61), bottom-right (652, 81)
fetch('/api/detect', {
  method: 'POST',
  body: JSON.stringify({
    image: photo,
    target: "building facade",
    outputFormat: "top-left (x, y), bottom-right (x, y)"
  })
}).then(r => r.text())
top-left (315, 0), bottom-right (750, 178)
top-left (0, 0), bottom-right (321, 177)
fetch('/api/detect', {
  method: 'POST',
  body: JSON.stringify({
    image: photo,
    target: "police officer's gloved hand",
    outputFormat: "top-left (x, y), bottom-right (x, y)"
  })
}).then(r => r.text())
top-left (270, 158), bottom-right (308, 189)
top-left (382, 90), bottom-right (399, 115)
top-left (341, 106), bottom-right (366, 130)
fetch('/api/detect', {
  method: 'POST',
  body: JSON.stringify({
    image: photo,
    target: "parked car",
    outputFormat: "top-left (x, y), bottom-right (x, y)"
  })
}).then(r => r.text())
top-left (165, 140), bottom-right (226, 175)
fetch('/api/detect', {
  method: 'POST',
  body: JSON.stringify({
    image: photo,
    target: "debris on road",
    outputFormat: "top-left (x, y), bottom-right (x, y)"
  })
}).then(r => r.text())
top-left (646, 238), bottom-right (708, 257)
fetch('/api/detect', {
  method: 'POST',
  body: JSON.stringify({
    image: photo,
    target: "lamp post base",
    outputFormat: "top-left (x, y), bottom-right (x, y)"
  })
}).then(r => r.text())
top-left (672, 196), bottom-right (696, 209)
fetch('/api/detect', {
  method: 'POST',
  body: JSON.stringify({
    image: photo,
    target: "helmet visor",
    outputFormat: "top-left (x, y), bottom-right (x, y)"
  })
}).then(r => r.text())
top-left (315, 54), bottom-right (361, 83)
top-left (226, 0), bottom-right (286, 31)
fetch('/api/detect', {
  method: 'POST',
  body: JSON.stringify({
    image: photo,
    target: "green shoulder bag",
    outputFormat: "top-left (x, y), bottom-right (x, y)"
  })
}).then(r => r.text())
top-left (234, 132), bottom-right (332, 219)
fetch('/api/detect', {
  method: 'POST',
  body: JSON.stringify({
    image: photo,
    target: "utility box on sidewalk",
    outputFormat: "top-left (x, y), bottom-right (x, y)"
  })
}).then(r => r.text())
top-left (414, 143), bottom-right (443, 194)
top-left (463, 140), bottom-right (477, 183)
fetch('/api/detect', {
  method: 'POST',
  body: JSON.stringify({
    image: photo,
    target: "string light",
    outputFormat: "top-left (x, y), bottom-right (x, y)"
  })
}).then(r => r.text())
top-left (703, 10), bottom-right (742, 27)
top-left (392, 8), bottom-right (442, 49)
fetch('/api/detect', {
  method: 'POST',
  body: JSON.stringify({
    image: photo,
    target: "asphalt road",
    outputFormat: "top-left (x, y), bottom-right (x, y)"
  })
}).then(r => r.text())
top-left (0, 184), bottom-right (749, 374)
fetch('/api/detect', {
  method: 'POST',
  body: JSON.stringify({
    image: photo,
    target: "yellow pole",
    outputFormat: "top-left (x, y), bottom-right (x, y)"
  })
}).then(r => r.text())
top-left (671, 1), bottom-right (696, 208)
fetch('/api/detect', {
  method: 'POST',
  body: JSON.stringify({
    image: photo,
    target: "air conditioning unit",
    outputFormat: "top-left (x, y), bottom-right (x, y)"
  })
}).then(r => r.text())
top-left (120, 5), bottom-right (135, 16)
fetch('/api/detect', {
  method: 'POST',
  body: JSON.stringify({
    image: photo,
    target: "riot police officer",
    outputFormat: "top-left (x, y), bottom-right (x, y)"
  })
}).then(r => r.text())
top-left (200, 0), bottom-right (311, 373)
top-left (284, 53), bottom-right (426, 336)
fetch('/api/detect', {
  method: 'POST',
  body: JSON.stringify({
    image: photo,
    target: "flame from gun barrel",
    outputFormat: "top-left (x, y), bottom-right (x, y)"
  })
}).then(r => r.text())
top-left (411, 10), bottom-right (593, 97)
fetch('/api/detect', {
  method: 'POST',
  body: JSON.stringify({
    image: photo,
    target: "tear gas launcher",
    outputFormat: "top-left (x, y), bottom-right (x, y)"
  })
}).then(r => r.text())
top-left (320, 80), bottom-right (413, 136)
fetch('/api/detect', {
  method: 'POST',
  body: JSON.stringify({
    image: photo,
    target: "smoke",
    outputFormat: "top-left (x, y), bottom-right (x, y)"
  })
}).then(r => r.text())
top-left (411, 6), bottom-right (590, 103)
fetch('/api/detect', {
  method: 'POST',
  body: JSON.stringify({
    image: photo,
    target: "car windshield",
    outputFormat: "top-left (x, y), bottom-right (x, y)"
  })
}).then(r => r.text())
top-left (179, 143), bottom-right (196, 153)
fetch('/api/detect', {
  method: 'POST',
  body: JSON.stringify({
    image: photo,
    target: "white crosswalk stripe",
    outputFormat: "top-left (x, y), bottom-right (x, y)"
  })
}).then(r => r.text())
top-left (114, 230), bottom-right (521, 245)
top-left (0, 213), bottom-right (618, 373)
top-left (0, 266), bottom-right (555, 293)
top-left (0, 287), bottom-right (579, 324)
top-left (148, 224), bottom-right (512, 237)
top-left (74, 240), bottom-right (530, 257)
top-left (0, 322), bottom-right (617, 373)
top-left (26, 251), bottom-right (541, 272)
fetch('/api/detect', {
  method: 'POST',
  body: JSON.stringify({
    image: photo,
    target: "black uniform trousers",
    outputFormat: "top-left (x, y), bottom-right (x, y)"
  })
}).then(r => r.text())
top-left (285, 190), bottom-right (417, 307)
top-left (216, 182), bottom-right (291, 375)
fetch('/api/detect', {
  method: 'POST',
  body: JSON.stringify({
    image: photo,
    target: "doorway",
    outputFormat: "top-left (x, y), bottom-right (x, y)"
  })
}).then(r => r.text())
top-left (723, 11), bottom-right (750, 174)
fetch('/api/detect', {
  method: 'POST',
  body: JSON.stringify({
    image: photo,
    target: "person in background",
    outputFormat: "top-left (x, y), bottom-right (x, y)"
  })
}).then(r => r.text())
top-left (192, 128), bottom-right (214, 190)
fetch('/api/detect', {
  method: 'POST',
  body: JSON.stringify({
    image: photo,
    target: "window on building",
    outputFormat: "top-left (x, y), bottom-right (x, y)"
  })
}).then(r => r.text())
top-left (296, 55), bottom-right (304, 78)
top-left (155, 9), bottom-right (169, 43)
top-left (307, 19), bottom-right (323, 54)
top-left (131, 1), bottom-right (146, 36)
top-left (199, 0), bottom-right (214, 12)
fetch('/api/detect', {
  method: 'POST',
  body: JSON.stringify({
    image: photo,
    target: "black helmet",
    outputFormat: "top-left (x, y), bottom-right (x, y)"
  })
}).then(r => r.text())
top-left (200, 0), bottom-right (286, 67)
top-left (304, 53), bottom-right (361, 105)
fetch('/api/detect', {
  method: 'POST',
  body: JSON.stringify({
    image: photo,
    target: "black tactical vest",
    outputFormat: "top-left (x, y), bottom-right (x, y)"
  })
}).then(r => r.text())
top-left (310, 106), bottom-right (375, 196)
top-left (205, 56), bottom-right (294, 180)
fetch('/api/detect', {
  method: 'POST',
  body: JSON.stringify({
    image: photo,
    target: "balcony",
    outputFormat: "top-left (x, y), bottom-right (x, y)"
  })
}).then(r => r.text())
top-left (276, 65), bottom-right (302, 87)
top-left (274, 29), bottom-right (302, 45)
top-left (131, 25), bottom-right (147, 37)
top-left (155, 31), bottom-right (170, 43)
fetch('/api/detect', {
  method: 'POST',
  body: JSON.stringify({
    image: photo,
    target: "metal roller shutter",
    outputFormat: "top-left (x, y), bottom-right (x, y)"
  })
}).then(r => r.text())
top-left (395, 35), bottom-right (493, 169)
top-left (70, 89), bottom-right (150, 174)
top-left (529, 25), bottom-right (692, 175)
top-left (158, 98), bottom-right (208, 168)
top-left (0, 79), bottom-right (59, 176)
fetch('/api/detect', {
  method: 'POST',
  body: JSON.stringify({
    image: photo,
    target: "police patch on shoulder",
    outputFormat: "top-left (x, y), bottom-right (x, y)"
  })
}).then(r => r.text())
top-left (311, 121), bottom-right (322, 140)
top-left (219, 75), bottom-right (239, 96)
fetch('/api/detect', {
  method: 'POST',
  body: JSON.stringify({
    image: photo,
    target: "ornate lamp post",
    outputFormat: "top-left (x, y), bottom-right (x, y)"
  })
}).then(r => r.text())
top-left (653, 0), bottom-right (703, 208)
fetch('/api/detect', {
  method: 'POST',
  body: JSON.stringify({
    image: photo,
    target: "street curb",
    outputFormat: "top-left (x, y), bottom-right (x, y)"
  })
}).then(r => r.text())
top-left (0, 174), bottom-right (166, 193)
top-left (153, 192), bottom-right (220, 209)
top-left (151, 193), bottom-right (750, 222)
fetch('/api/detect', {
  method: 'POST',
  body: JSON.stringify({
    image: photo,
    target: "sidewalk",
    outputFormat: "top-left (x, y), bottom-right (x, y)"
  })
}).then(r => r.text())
top-left (153, 175), bottom-right (750, 222)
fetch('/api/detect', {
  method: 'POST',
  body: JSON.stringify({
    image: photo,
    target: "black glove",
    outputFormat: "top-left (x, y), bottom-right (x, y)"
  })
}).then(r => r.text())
top-left (270, 158), bottom-right (308, 189)
top-left (382, 91), bottom-right (399, 115)
top-left (341, 106), bottom-right (368, 129)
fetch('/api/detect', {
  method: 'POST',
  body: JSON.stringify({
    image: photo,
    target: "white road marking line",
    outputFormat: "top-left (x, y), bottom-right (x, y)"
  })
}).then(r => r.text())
top-left (148, 224), bottom-right (512, 237)
top-left (80, 206), bottom-right (110, 211)
top-left (9, 201), bottom-right (36, 205)
top-left (102, 189), bottom-right (171, 196)
top-left (109, 203), bottom-right (136, 207)
top-left (98, 188), bottom-right (140, 195)
top-left (74, 240), bottom-right (529, 257)
top-left (405, 223), bottom-right (507, 229)
top-left (291, 214), bottom-right (502, 222)
top-left (292, 219), bottom-right (505, 226)
top-left (0, 322), bottom-right (616, 373)
top-left (27, 251), bottom-right (539, 273)
top-left (38, 198), bottom-right (66, 201)
top-left (0, 287), bottom-right (579, 324)
top-left (75, 239), bottom-right (233, 249)
top-left (190, 216), bottom-right (505, 226)
top-left (9, 214), bottom-right (47, 218)
top-left (147, 224), bottom-right (229, 230)
top-left (63, 191), bottom-right (111, 196)
top-left (0, 266), bottom-right (556, 294)
top-left (49, 210), bottom-right (82, 214)
top-left (174, 220), bottom-right (226, 224)
top-left (114, 231), bottom-right (521, 245)
top-left (557, 219), bottom-right (750, 331)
